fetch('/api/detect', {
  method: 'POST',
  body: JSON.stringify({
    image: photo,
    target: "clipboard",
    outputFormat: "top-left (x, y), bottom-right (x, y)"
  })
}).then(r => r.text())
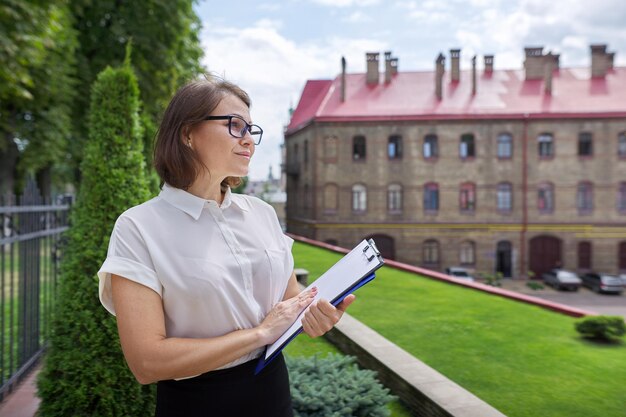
top-left (255, 238), bottom-right (384, 374)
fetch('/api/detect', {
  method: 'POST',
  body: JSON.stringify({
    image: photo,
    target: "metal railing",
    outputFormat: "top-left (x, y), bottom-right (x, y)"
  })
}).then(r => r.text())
top-left (0, 180), bottom-right (70, 400)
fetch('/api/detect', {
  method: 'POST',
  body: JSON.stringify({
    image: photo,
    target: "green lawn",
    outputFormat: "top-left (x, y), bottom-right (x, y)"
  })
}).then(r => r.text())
top-left (293, 242), bottom-right (626, 417)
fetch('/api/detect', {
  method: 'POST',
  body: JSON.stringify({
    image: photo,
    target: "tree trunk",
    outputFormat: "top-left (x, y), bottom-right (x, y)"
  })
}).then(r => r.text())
top-left (0, 132), bottom-right (19, 198)
top-left (36, 165), bottom-right (52, 203)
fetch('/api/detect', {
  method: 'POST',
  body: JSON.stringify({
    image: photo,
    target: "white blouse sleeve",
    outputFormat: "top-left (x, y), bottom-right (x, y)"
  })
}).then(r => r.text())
top-left (97, 214), bottom-right (162, 315)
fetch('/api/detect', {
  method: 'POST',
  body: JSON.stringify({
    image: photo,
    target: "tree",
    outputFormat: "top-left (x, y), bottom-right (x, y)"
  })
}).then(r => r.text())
top-left (0, 1), bottom-right (77, 197)
top-left (37, 57), bottom-right (154, 416)
top-left (69, 0), bottom-right (204, 190)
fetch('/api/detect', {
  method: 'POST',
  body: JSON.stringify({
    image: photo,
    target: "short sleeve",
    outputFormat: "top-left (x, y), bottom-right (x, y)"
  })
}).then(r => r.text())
top-left (97, 214), bottom-right (162, 316)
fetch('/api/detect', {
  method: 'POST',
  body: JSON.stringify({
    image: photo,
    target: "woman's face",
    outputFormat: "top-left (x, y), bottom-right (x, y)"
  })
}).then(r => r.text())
top-left (189, 93), bottom-right (256, 180)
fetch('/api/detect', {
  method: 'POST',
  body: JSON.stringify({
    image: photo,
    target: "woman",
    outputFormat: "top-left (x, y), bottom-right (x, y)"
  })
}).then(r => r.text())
top-left (97, 77), bottom-right (355, 417)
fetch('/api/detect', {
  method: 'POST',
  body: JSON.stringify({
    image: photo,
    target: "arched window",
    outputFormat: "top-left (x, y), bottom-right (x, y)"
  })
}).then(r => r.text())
top-left (304, 140), bottom-right (309, 164)
top-left (460, 241), bottom-right (476, 265)
top-left (460, 134), bottom-right (475, 158)
top-left (618, 182), bottom-right (626, 213)
top-left (352, 135), bottom-right (366, 161)
top-left (497, 133), bottom-right (512, 158)
top-left (578, 241), bottom-right (592, 270)
top-left (423, 240), bottom-right (440, 265)
top-left (459, 182), bottom-right (476, 211)
top-left (388, 135), bottom-right (403, 159)
top-left (423, 182), bottom-right (439, 211)
top-left (578, 132), bottom-right (593, 157)
top-left (424, 134), bottom-right (438, 159)
top-left (324, 136), bottom-right (338, 159)
top-left (577, 182), bottom-right (593, 213)
top-left (387, 184), bottom-right (403, 213)
top-left (619, 132), bottom-right (626, 157)
top-left (497, 182), bottom-right (513, 212)
top-left (323, 183), bottom-right (338, 212)
top-left (538, 133), bottom-right (553, 157)
top-left (538, 182), bottom-right (554, 213)
top-left (352, 184), bottom-right (367, 212)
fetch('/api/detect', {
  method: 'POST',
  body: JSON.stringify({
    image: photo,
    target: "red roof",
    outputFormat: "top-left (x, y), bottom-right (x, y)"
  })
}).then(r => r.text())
top-left (286, 67), bottom-right (626, 136)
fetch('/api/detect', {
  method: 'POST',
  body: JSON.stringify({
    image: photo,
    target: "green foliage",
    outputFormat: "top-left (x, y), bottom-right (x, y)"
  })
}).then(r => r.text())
top-left (526, 281), bottom-right (545, 290)
top-left (37, 63), bottom-right (153, 416)
top-left (287, 354), bottom-right (395, 417)
top-left (232, 176), bottom-right (248, 194)
top-left (575, 316), bottom-right (626, 342)
top-left (483, 272), bottom-right (502, 287)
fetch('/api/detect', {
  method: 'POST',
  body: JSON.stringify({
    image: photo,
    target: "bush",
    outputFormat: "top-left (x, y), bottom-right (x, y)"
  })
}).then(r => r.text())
top-left (287, 354), bottom-right (395, 417)
top-left (526, 281), bottom-right (544, 290)
top-left (575, 316), bottom-right (626, 342)
top-left (37, 56), bottom-right (154, 415)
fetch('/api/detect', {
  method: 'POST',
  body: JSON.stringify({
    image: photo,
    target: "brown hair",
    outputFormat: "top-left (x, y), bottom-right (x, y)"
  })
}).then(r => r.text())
top-left (153, 76), bottom-right (251, 191)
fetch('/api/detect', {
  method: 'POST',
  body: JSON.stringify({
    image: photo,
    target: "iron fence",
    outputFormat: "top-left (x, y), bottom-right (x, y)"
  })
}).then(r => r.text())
top-left (0, 179), bottom-right (70, 400)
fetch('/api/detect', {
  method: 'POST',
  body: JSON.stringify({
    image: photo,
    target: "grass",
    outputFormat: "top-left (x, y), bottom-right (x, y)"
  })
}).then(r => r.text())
top-left (293, 241), bottom-right (626, 417)
top-left (284, 331), bottom-right (413, 417)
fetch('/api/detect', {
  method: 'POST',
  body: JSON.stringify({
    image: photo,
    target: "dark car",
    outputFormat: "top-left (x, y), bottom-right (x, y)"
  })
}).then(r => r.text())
top-left (581, 272), bottom-right (623, 294)
top-left (542, 269), bottom-right (581, 291)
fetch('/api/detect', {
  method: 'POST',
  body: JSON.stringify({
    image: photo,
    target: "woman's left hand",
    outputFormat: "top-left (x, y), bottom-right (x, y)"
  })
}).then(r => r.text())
top-left (301, 294), bottom-right (356, 338)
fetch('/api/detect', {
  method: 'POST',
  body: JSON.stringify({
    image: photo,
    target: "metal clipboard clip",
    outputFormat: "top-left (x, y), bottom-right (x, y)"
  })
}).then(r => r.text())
top-left (362, 238), bottom-right (382, 262)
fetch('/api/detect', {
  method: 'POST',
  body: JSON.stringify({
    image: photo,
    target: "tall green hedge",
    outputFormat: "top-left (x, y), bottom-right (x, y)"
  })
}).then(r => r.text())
top-left (37, 60), bottom-right (154, 416)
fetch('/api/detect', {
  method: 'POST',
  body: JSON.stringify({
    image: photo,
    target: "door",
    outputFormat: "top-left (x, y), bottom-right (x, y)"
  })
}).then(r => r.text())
top-left (529, 235), bottom-right (562, 278)
top-left (366, 234), bottom-right (395, 260)
top-left (496, 241), bottom-right (512, 278)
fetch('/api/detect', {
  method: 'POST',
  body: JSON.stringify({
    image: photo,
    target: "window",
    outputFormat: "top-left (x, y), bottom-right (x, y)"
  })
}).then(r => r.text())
top-left (352, 135), bottom-right (366, 160)
top-left (388, 184), bottom-right (402, 213)
top-left (294, 143), bottom-right (299, 161)
top-left (423, 240), bottom-right (440, 265)
top-left (497, 133), bottom-right (512, 158)
top-left (619, 241), bottom-right (626, 270)
top-left (303, 184), bottom-right (311, 209)
top-left (324, 136), bottom-right (338, 159)
top-left (423, 183), bottom-right (439, 211)
top-left (323, 183), bottom-right (338, 212)
top-left (460, 241), bottom-right (476, 265)
top-left (619, 132), bottom-right (626, 157)
top-left (578, 132), bottom-right (593, 157)
top-left (619, 182), bottom-right (626, 212)
top-left (352, 184), bottom-right (367, 211)
top-left (423, 134), bottom-right (438, 159)
top-left (497, 182), bottom-right (512, 211)
top-left (304, 140), bottom-right (309, 164)
top-left (388, 135), bottom-right (403, 159)
top-left (538, 133), bottom-right (553, 157)
top-left (459, 182), bottom-right (476, 211)
top-left (538, 182), bottom-right (554, 213)
top-left (459, 134), bottom-right (475, 158)
top-left (577, 182), bottom-right (593, 213)
top-left (578, 241), bottom-right (592, 270)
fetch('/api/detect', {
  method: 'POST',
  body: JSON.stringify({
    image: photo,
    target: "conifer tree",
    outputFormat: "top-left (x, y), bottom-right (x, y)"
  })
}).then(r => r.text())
top-left (37, 49), bottom-right (154, 416)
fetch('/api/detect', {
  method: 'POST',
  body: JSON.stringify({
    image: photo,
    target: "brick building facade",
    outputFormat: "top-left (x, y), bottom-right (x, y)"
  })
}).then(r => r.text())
top-left (284, 45), bottom-right (626, 278)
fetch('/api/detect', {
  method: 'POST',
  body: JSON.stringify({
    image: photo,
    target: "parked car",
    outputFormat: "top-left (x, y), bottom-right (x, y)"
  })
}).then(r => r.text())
top-left (542, 269), bottom-right (581, 291)
top-left (445, 267), bottom-right (475, 282)
top-left (620, 274), bottom-right (626, 287)
top-left (581, 272), bottom-right (624, 294)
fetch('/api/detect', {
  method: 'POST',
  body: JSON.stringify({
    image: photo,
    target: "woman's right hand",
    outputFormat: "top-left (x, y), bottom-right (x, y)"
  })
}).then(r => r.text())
top-left (257, 287), bottom-right (317, 345)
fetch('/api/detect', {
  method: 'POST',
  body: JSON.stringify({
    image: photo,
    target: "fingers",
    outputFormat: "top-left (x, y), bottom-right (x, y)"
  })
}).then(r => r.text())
top-left (336, 294), bottom-right (356, 312)
top-left (302, 299), bottom-right (345, 338)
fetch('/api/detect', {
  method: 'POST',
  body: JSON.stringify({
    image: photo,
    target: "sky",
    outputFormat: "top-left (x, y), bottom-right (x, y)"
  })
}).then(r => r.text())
top-left (195, 0), bottom-right (626, 180)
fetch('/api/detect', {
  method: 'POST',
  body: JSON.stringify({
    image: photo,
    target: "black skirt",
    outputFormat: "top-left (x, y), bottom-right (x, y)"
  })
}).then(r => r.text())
top-left (155, 353), bottom-right (293, 417)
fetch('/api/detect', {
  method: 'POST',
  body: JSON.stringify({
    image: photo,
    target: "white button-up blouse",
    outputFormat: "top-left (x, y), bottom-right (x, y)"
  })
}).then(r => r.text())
top-left (98, 183), bottom-right (294, 369)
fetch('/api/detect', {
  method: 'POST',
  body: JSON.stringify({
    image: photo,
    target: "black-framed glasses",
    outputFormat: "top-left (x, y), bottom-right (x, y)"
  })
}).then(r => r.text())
top-left (204, 115), bottom-right (263, 145)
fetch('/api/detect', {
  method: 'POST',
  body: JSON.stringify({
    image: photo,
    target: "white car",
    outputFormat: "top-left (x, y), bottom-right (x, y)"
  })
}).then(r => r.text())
top-left (620, 274), bottom-right (626, 287)
top-left (445, 267), bottom-right (475, 282)
top-left (542, 269), bottom-right (582, 291)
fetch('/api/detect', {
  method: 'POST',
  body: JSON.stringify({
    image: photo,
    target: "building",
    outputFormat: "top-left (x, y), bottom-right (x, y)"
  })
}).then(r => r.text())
top-left (284, 45), bottom-right (626, 279)
top-left (245, 166), bottom-right (287, 230)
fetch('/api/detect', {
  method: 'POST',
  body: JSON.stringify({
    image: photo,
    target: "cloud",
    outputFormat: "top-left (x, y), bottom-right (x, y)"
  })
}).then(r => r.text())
top-left (343, 11), bottom-right (373, 23)
top-left (201, 20), bottom-right (387, 179)
top-left (310, 0), bottom-right (380, 7)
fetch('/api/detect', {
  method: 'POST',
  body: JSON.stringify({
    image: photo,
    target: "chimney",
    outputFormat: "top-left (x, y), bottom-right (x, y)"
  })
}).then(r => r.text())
top-left (384, 51), bottom-right (392, 83)
top-left (471, 55), bottom-right (477, 95)
top-left (548, 53), bottom-right (560, 70)
top-left (340, 56), bottom-right (346, 102)
top-left (484, 55), bottom-right (494, 73)
top-left (524, 46), bottom-right (545, 80)
top-left (591, 44), bottom-right (610, 78)
top-left (607, 52), bottom-right (615, 70)
top-left (435, 53), bottom-right (445, 100)
top-left (450, 49), bottom-right (460, 82)
top-left (366, 52), bottom-right (380, 85)
top-left (544, 53), bottom-right (554, 95)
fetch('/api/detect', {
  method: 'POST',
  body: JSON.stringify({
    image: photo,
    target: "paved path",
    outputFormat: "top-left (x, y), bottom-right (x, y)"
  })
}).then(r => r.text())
top-left (0, 364), bottom-right (40, 417)
top-left (499, 279), bottom-right (626, 319)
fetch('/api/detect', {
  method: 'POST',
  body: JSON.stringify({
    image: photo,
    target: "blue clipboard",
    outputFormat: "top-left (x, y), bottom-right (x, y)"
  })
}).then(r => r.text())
top-left (254, 272), bottom-right (377, 375)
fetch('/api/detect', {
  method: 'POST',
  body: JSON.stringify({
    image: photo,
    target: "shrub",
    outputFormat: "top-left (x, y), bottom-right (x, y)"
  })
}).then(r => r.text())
top-left (575, 316), bottom-right (626, 342)
top-left (287, 354), bottom-right (395, 417)
top-left (526, 281), bottom-right (544, 290)
top-left (37, 56), bottom-right (154, 415)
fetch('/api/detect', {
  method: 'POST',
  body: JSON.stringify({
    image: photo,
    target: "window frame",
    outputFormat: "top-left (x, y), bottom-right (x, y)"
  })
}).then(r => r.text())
top-left (537, 182), bottom-right (555, 213)
top-left (538, 133), bottom-right (554, 159)
top-left (423, 239), bottom-right (440, 266)
top-left (459, 133), bottom-right (476, 160)
top-left (352, 135), bottom-right (367, 162)
top-left (351, 183), bottom-right (367, 212)
top-left (496, 182), bottom-right (513, 213)
top-left (576, 181), bottom-right (594, 214)
top-left (459, 182), bottom-right (476, 213)
top-left (497, 132), bottom-right (513, 159)
top-left (388, 135), bottom-right (403, 160)
top-left (423, 134), bottom-right (439, 160)
top-left (460, 241), bottom-right (476, 266)
top-left (578, 132), bottom-right (593, 158)
top-left (387, 183), bottom-right (403, 214)
top-left (423, 182), bottom-right (439, 213)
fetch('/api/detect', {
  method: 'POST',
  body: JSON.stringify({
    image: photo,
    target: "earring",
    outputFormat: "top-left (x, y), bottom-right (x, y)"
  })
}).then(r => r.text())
top-left (186, 138), bottom-right (192, 148)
